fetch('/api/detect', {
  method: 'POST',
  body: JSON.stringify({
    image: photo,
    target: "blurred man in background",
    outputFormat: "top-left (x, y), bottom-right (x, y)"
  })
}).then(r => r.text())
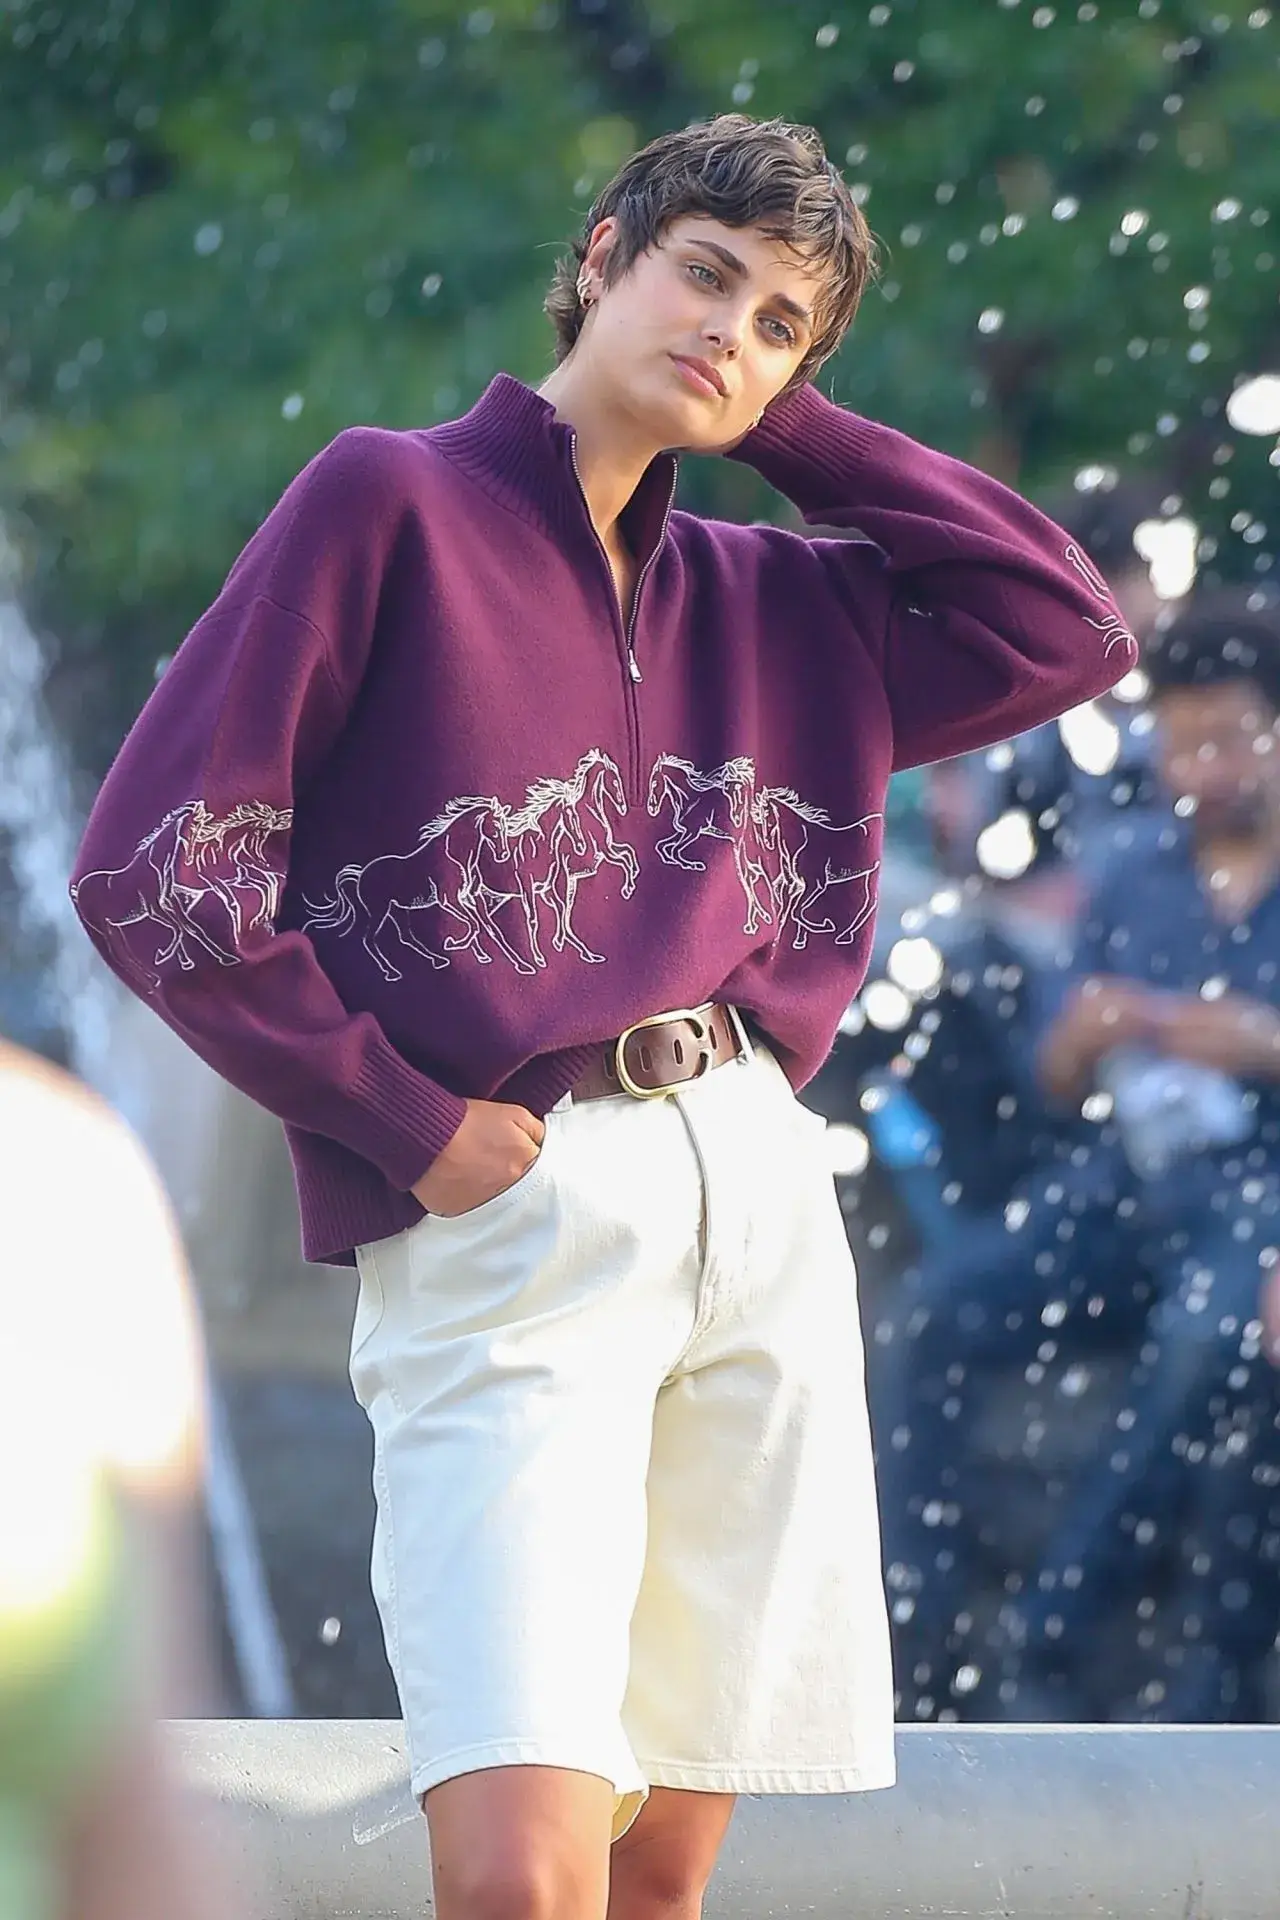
top-left (1, 1039), bottom-right (233, 1920)
top-left (1023, 587), bottom-right (1280, 1718)
top-left (866, 587), bottom-right (1280, 1725)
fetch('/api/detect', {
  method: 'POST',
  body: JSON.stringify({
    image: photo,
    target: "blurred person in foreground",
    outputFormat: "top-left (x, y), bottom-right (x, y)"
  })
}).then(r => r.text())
top-left (0, 1040), bottom-right (230, 1920)
top-left (1016, 588), bottom-right (1280, 1718)
top-left (69, 112), bottom-right (1135, 1920)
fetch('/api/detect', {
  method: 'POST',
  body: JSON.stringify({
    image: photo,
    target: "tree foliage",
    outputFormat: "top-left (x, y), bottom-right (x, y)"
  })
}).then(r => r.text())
top-left (1, 0), bottom-right (1277, 764)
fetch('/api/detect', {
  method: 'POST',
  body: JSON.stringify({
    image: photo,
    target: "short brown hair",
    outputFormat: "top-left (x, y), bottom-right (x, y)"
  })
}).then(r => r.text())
top-left (545, 114), bottom-right (875, 387)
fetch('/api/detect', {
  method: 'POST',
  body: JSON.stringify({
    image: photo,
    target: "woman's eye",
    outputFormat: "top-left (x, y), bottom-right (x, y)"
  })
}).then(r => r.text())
top-left (687, 260), bottom-right (720, 287)
top-left (762, 316), bottom-right (796, 346)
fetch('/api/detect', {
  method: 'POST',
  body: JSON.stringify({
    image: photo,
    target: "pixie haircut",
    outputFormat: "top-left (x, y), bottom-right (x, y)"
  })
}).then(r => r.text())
top-left (1145, 588), bottom-right (1280, 711)
top-left (545, 113), bottom-right (876, 387)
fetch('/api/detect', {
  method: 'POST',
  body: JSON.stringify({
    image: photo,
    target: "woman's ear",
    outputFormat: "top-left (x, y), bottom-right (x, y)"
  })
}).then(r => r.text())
top-left (582, 216), bottom-right (620, 285)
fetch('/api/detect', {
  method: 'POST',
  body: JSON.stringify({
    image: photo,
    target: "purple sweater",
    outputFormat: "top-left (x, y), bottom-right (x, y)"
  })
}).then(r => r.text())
top-left (70, 375), bottom-right (1135, 1264)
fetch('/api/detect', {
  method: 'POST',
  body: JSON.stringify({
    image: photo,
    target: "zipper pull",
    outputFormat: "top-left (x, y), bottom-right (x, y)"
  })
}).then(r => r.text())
top-left (628, 653), bottom-right (643, 684)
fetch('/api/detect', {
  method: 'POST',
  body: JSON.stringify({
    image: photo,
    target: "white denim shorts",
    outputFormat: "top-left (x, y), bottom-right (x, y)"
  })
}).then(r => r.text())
top-left (349, 1039), bottom-right (895, 1836)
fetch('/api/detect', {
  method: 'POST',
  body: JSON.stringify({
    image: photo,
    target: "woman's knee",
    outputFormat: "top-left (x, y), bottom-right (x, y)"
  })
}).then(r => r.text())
top-left (437, 1853), bottom-right (589, 1920)
top-left (426, 1766), bottom-right (614, 1920)
top-left (607, 1790), bottom-right (735, 1919)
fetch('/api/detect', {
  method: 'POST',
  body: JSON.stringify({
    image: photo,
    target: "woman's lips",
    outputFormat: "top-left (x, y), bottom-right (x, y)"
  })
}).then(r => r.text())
top-left (671, 355), bottom-right (725, 399)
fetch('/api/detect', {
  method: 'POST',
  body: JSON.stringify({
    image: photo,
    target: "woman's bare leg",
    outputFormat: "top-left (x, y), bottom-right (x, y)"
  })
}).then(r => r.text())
top-left (607, 1789), bottom-right (737, 1920)
top-left (425, 1765), bottom-right (615, 1920)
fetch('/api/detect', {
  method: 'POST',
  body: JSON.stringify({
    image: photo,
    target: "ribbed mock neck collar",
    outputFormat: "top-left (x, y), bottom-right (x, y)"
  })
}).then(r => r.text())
top-left (429, 373), bottom-right (679, 559)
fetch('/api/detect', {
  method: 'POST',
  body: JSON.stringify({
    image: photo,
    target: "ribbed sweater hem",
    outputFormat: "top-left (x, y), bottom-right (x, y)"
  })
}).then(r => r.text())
top-left (291, 1041), bottom-right (600, 1266)
top-left (347, 1038), bottom-right (471, 1190)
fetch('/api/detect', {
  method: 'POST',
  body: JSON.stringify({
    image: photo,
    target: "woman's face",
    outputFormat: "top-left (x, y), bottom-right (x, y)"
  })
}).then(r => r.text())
top-left (575, 214), bottom-right (829, 449)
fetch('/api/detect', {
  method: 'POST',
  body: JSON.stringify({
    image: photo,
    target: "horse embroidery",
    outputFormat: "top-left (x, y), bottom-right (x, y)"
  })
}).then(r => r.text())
top-left (80, 750), bottom-right (881, 992)
top-left (71, 799), bottom-right (293, 987)
top-left (751, 788), bottom-right (882, 950)
top-left (646, 754), bottom-right (775, 935)
top-left (302, 750), bottom-right (638, 978)
top-left (302, 795), bottom-right (524, 980)
top-left (517, 750), bottom-right (638, 966)
top-left (647, 753), bottom-right (880, 948)
top-left (1065, 542), bottom-right (1138, 661)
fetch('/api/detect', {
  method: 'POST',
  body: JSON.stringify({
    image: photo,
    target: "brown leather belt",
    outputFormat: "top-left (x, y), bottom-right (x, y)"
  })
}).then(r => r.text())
top-left (571, 1002), bottom-right (747, 1103)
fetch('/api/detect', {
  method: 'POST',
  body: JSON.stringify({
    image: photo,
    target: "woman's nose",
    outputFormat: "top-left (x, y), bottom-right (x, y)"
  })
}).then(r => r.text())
top-left (701, 315), bottom-right (744, 356)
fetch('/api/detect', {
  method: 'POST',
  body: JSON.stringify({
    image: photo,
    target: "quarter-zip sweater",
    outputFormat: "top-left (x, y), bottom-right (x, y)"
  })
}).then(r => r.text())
top-left (70, 375), bottom-right (1136, 1264)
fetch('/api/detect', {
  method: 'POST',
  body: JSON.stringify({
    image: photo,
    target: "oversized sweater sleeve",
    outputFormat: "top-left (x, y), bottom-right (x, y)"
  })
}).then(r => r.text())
top-left (69, 429), bottom-right (468, 1189)
top-left (731, 383), bottom-right (1138, 772)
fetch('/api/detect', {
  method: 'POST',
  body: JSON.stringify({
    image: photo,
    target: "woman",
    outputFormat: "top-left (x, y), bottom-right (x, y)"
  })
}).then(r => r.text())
top-left (71, 113), bottom-right (1135, 1920)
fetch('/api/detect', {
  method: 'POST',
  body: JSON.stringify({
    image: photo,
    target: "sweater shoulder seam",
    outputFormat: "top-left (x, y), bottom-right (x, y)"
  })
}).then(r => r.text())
top-left (251, 590), bottom-right (347, 703)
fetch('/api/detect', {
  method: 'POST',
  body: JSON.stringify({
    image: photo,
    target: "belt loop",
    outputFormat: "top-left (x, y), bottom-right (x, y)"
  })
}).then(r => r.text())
top-left (726, 1003), bottom-right (755, 1065)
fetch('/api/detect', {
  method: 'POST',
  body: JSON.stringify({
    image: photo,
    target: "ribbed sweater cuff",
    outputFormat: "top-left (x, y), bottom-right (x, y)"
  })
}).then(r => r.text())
top-left (347, 1039), bottom-right (470, 1191)
top-left (728, 382), bottom-right (885, 510)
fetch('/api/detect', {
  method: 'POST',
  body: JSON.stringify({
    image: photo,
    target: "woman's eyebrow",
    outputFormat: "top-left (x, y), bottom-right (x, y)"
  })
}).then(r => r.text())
top-left (693, 240), bottom-right (815, 329)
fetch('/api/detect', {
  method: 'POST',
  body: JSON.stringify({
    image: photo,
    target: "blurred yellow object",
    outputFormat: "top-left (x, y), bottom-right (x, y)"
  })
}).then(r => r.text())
top-left (0, 1463), bottom-right (132, 1920)
top-left (0, 1043), bottom-right (204, 1503)
top-left (0, 1040), bottom-right (215, 1919)
top-left (0, 1454), bottom-right (115, 1690)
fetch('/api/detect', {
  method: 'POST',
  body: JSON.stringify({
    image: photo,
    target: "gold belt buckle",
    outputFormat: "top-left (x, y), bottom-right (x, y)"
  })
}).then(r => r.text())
top-left (614, 1002), bottom-right (717, 1101)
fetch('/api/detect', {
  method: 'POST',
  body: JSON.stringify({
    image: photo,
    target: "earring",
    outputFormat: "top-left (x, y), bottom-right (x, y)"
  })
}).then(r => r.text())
top-left (576, 274), bottom-right (593, 308)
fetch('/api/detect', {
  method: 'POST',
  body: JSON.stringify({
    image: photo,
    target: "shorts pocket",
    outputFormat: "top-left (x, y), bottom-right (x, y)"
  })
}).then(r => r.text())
top-left (425, 1124), bottom-right (553, 1229)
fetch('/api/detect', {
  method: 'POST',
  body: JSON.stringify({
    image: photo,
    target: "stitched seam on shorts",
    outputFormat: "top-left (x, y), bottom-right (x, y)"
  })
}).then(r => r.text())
top-left (669, 1093), bottom-right (719, 1364)
top-left (373, 1441), bottom-right (404, 1692)
top-left (640, 1758), bottom-right (896, 1790)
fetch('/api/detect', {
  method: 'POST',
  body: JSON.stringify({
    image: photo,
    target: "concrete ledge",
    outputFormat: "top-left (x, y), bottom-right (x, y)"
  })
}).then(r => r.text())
top-left (173, 1720), bottom-right (1280, 1919)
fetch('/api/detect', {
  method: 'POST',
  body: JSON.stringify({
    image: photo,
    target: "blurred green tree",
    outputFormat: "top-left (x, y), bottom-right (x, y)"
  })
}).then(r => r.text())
top-left (1, 0), bottom-right (1277, 765)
